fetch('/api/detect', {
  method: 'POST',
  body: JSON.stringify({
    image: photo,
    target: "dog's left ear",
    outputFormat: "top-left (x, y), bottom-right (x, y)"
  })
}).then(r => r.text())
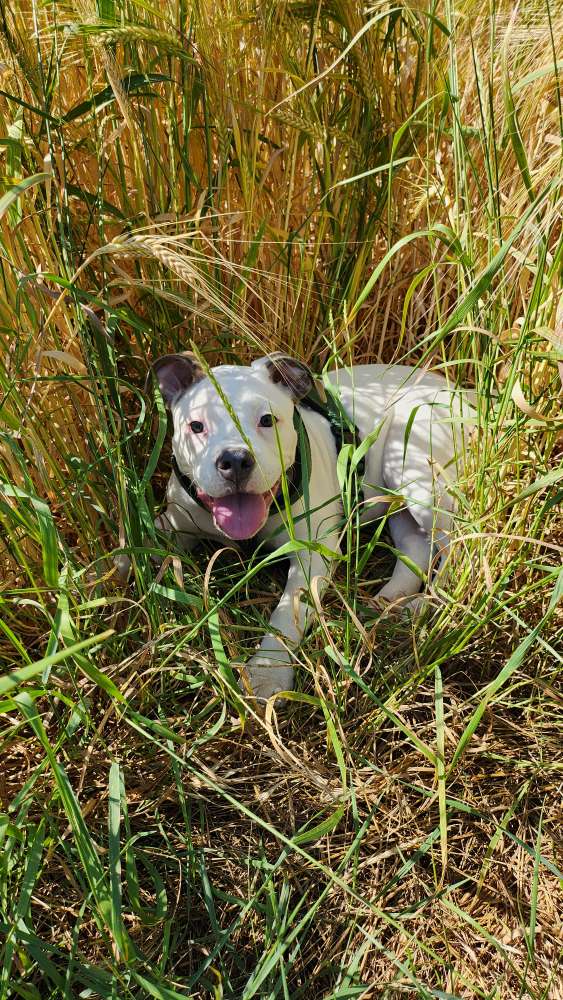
top-left (252, 353), bottom-right (314, 401)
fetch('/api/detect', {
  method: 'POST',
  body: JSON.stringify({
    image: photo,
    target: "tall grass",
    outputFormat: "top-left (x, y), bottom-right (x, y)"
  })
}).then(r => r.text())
top-left (0, 1), bottom-right (561, 997)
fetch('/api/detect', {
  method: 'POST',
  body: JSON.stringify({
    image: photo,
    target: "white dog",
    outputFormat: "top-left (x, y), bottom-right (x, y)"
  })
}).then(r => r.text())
top-left (118, 353), bottom-right (471, 699)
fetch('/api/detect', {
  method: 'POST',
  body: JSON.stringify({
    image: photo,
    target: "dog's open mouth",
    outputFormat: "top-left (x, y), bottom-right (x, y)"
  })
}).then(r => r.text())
top-left (197, 481), bottom-right (280, 540)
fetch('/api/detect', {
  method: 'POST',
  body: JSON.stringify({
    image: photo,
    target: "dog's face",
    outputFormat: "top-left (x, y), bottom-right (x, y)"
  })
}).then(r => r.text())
top-left (152, 353), bottom-right (314, 540)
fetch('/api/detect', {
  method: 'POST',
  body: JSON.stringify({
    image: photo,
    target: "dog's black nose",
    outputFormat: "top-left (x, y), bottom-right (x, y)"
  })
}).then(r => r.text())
top-left (216, 448), bottom-right (255, 484)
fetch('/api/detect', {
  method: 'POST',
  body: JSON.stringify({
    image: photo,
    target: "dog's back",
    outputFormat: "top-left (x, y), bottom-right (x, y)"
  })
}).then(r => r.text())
top-left (323, 363), bottom-right (475, 548)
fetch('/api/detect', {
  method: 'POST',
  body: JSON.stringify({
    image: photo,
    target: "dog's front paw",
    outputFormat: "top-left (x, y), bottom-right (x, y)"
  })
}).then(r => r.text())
top-left (372, 587), bottom-right (426, 617)
top-left (240, 642), bottom-right (294, 701)
top-left (114, 551), bottom-right (132, 583)
top-left (242, 661), bottom-right (295, 701)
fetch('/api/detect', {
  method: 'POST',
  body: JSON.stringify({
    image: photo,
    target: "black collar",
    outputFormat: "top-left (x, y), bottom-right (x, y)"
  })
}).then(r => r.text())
top-left (300, 383), bottom-right (366, 486)
top-left (172, 454), bottom-right (207, 508)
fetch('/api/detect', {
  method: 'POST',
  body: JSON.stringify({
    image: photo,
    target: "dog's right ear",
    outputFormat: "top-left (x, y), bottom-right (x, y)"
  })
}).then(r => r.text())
top-left (252, 353), bottom-right (315, 401)
top-left (148, 352), bottom-right (204, 407)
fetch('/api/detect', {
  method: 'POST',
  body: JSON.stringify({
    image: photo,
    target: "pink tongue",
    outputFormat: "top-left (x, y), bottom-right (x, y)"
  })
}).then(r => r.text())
top-left (210, 493), bottom-right (268, 540)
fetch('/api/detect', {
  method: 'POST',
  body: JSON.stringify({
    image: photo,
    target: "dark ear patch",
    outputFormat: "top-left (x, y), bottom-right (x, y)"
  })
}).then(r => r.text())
top-left (149, 352), bottom-right (204, 406)
top-left (259, 353), bottom-right (314, 401)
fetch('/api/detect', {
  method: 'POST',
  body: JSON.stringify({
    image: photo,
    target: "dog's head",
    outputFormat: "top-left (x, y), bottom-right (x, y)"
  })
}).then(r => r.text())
top-left (150, 352), bottom-right (314, 540)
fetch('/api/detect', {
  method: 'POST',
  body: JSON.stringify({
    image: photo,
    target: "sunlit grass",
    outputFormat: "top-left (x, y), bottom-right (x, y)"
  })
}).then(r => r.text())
top-left (0, 1), bottom-right (561, 997)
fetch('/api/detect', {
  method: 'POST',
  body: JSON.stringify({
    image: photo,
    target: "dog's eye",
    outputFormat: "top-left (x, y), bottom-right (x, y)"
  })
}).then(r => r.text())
top-left (259, 413), bottom-right (277, 428)
top-left (189, 420), bottom-right (205, 434)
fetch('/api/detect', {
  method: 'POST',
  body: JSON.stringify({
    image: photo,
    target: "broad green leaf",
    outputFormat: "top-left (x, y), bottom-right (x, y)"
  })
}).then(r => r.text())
top-left (63, 73), bottom-right (173, 122)
top-left (0, 630), bottom-right (114, 695)
top-left (0, 483), bottom-right (58, 587)
top-left (0, 173), bottom-right (50, 220)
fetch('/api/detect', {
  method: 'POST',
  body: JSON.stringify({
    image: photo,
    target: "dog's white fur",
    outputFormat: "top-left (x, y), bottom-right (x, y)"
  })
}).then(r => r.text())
top-left (117, 355), bottom-right (472, 699)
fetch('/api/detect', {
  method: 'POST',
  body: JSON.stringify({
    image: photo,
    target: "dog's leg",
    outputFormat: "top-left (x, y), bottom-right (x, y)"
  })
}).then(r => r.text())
top-left (377, 390), bottom-right (465, 609)
top-left (153, 506), bottom-right (200, 553)
top-left (244, 533), bottom-right (340, 701)
top-left (376, 508), bottom-right (432, 605)
top-left (114, 504), bottom-right (197, 582)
